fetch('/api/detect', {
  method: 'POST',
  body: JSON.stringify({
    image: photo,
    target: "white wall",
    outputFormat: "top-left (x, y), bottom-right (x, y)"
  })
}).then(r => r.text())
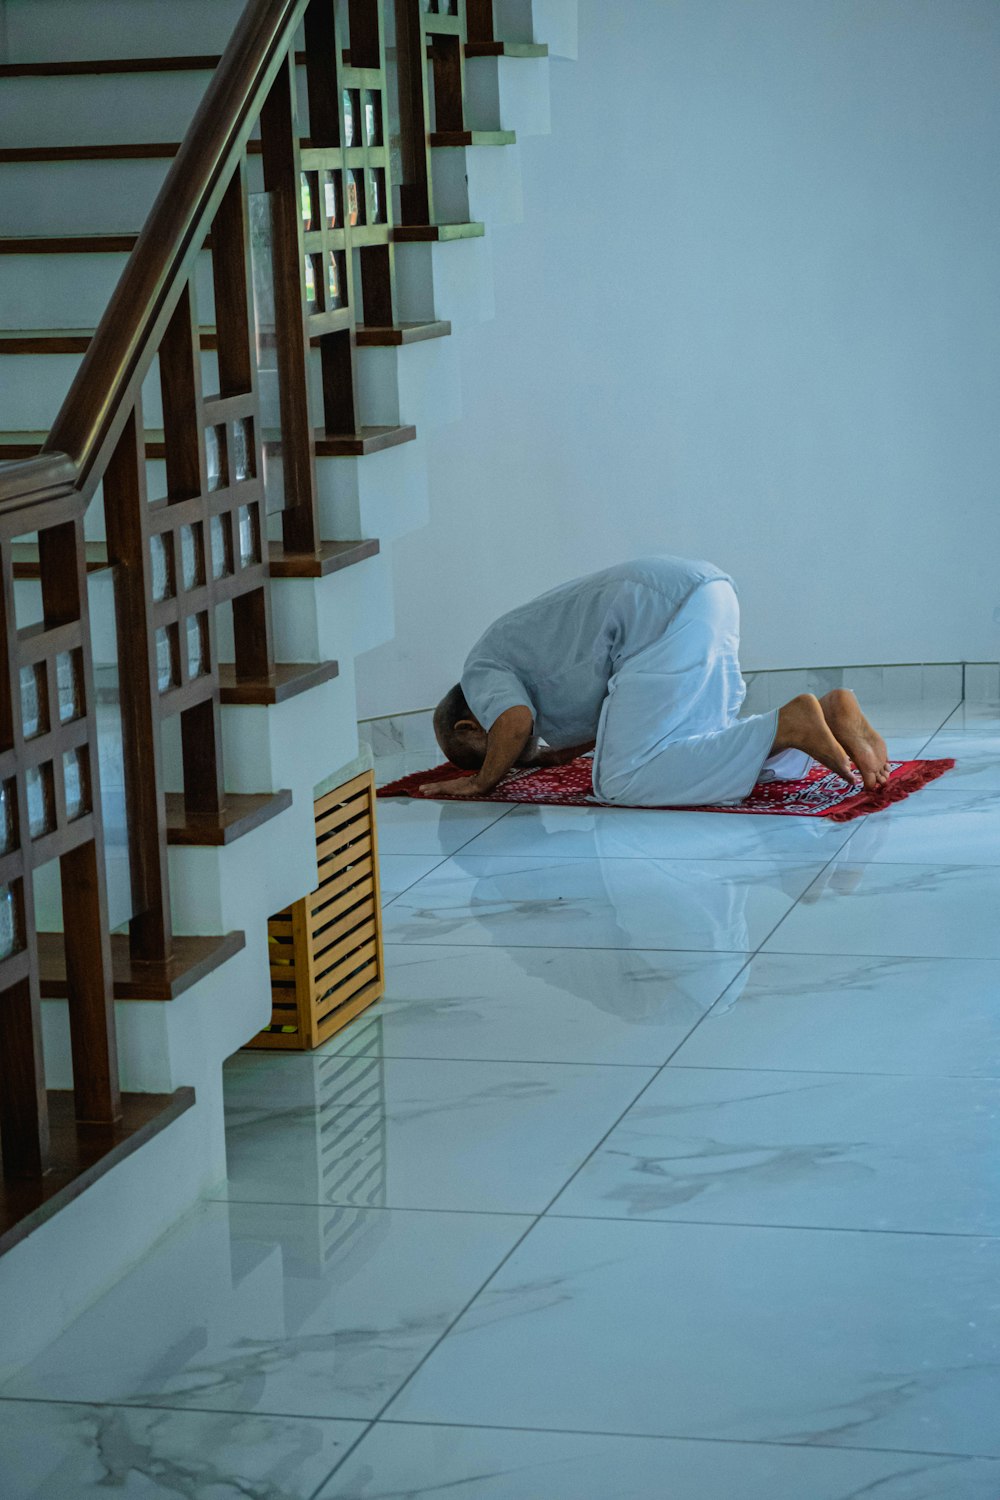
top-left (357, 0), bottom-right (1000, 718)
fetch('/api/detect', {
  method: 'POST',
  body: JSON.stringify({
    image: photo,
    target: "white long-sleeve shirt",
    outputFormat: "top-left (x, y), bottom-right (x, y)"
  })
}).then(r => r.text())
top-left (461, 555), bottom-right (732, 749)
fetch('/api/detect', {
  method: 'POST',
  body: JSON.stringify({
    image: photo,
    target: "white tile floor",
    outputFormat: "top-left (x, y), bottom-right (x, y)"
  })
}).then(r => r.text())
top-left (2, 697), bottom-right (1000, 1497)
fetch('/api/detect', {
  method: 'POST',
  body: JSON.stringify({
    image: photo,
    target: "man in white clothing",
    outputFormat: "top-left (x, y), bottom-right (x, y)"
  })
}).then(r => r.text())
top-left (425, 556), bottom-right (889, 805)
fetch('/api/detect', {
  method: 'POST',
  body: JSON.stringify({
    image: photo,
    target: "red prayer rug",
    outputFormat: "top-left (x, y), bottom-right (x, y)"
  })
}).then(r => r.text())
top-left (378, 756), bottom-right (955, 822)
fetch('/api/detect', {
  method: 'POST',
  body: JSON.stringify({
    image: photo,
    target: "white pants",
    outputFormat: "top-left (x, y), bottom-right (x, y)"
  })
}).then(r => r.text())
top-left (591, 580), bottom-right (809, 807)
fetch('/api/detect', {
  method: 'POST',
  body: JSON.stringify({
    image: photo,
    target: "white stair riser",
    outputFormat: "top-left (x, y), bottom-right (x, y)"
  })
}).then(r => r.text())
top-left (264, 551), bottom-right (395, 665)
top-left (495, 0), bottom-right (578, 58)
top-left (466, 146), bottom-right (524, 226)
top-left (352, 339), bottom-right (463, 432)
top-left (316, 437), bottom-right (431, 543)
top-left (0, 67), bottom-right (314, 149)
top-left (219, 669), bottom-right (358, 796)
top-left (0, 158), bottom-right (171, 236)
top-left (80, 453), bottom-right (424, 551)
top-left (465, 54), bottom-right (552, 138)
top-left (395, 237), bottom-right (496, 331)
top-left (0, 72), bottom-right (212, 149)
top-left (0, 349), bottom-right (222, 432)
top-left (3, 0), bottom-right (246, 63)
top-left (2, 254), bottom-right (124, 331)
top-left (3, 334), bottom-right (459, 438)
top-left (432, 146), bottom-right (523, 228)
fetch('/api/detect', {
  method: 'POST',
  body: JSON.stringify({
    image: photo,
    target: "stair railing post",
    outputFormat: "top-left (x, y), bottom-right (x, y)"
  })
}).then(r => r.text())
top-left (260, 49), bottom-right (323, 559)
top-left (212, 163), bottom-right (277, 683)
top-left (303, 0), bottom-right (363, 449)
top-left (394, 0), bottom-right (434, 225)
top-left (0, 541), bottom-right (48, 1178)
top-left (103, 403), bottom-right (174, 964)
top-left (36, 513), bottom-right (120, 1126)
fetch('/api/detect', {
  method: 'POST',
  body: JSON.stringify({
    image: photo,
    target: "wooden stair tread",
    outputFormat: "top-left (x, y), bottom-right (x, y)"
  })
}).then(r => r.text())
top-left (12, 541), bottom-right (112, 576)
top-left (0, 328), bottom-right (219, 354)
top-left (0, 1086), bottom-right (196, 1259)
top-left (464, 41), bottom-right (549, 58)
top-left (0, 44), bottom-right (548, 73)
top-left (316, 425), bottom-right (416, 457)
top-left (1, 137), bottom-right (335, 165)
top-left (0, 143), bottom-right (184, 163)
top-left (0, 235), bottom-right (142, 255)
top-left (429, 129), bottom-right (516, 147)
top-left (0, 49), bottom-right (372, 80)
top-left (38, 930), bottom-right (246, 1001)
top-left (0, 425), bottom-right (416, 462)
top-left (355, 320), bottom-right (451, 347)
top-left (393, 221), bottom-right (485, 242)
top-left (268, 537), bottom-right (379, 578)
top-left (0, 323), bottom-right (450, 353)
top-left (0, 56), bottom-right (221, 78)
top-left (218, 659), bottom-right (340, 705)
top-left (165, 789), bottom-right (292, 846)
top-left (12, 536), bottom-right (376, 582)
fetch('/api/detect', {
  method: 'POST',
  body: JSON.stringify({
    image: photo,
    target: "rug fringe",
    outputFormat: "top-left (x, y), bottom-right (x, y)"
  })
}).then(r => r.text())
top-left (826, 758), bottom-right (956, 821)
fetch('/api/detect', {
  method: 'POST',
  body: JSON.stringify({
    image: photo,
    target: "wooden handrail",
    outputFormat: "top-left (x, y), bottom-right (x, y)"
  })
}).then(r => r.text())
top-left (0, 0), bottom-right (308, 519)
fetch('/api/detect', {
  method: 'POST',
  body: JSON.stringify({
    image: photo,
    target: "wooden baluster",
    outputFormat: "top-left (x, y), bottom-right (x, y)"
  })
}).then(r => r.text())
top-left (394, 0), bottom-right (434, 224)
top-left (351, 1), bottom-right (399, 329)
top-left (0, 974), bottom-right (48, 1179)
top-left (348, 0), bottom-right (382, 67)
top-left (432, 34), bottom-right (466, 136)
top-left (212, 165), bottom-right (257, 401)
top-left (304, 0), bottom-right (343, 144)
top-left (305, 0), bottom-right (363, 443)
top-left (0, 540), bottom-right (47, 1178)
top-left (465, 0), bottom-right (495, 45)
top-left (159, 283), bottom-right (227, 820)
top-left (104, 404), bottom-right (173, 964)
top-left (211, 164), bottom-right (276, 683)
top-left (37, 517), bottom-right (120, 1126)
top-left (360, 245), bottom-right (395, 329)
top-left (261, 54), bottom-right (321, 557)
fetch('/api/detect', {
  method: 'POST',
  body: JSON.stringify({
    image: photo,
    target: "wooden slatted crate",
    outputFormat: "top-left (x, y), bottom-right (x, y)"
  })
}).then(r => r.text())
top-left (248, 769), bottom-right (385, 1049)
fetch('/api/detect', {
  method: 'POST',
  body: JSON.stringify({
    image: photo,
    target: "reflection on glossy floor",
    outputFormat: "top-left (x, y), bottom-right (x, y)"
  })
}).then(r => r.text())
top-left (3, 698), bottom-right (1000, 1498)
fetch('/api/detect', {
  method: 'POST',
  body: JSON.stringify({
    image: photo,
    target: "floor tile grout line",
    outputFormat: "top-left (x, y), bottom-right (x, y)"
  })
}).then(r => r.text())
top-left (227, 1051), bottom-right (1000, 1080)
top-left (308, 1419), bottom-right (378, 1499)
top-left (525, 832), bottom-right (891, 1220)
top-left (200, 1192), bottom-right (1000, 1241)
top-left (365, 1413), bottom-right (1000, 1463)
top-left (379, 853), bottom-right (454, 909)
top-left (386, 848), bottom-right (857, 866)
top-left (202, 1196), bottom-right (537, 1219)
top-left (539, 1212), bottom-right (1000, 1240)
top-left (226, 1053), bottom-right (672, 1070)
top-left (0, 1391), bottom-right (997, 1466)
top-left (336, 1214), bottom-right (558, 1469)
top-left (379, 803), bottom-right (518, 906)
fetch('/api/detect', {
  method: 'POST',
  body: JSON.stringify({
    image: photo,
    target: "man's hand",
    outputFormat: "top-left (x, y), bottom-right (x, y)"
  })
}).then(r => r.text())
top-left (419, 775), bottom-right (484, 798)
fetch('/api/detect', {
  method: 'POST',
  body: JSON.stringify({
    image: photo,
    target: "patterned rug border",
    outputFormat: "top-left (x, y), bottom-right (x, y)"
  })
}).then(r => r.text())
top-left (377, 756), bottom-right (956, 821)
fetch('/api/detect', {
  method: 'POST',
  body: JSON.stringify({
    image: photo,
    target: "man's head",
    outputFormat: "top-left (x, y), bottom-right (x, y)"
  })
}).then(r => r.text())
top-left (433, 684), bottom-right (488, 770)
top-left (433, 684), bottom-right (541, 771)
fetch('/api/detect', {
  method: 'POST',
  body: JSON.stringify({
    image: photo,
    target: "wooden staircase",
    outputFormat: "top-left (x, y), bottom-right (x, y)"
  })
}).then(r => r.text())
top-left (0, 0), bottom-right (568, 1370)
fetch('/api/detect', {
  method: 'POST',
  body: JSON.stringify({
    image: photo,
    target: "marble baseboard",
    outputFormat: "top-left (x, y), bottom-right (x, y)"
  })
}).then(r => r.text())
top-left (360, 664), bottom-right (1000, 755)
top-left (358, 710), bottom-right (437, 760)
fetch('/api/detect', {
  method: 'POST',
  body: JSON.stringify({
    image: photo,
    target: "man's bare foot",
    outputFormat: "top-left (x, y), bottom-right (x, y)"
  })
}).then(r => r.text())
top-left (772, 694), bottom-right (857, 786)
top-left (819, 688), bottom-right (890, 792)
